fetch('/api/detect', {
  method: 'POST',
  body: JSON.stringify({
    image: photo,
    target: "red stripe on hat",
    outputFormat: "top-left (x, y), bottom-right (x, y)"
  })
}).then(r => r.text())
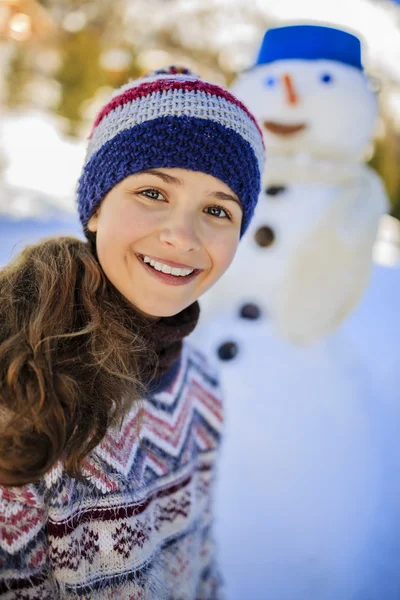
top-left (90, 79), bottom-right (263, 141)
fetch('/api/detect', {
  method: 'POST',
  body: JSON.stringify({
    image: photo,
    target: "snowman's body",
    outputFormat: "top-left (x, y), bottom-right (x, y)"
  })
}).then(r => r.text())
top-left (190, 300), bottom-right (400, 600)
top-left (203, 156), bottom-right (387, 341)
top-left (193, 25), bottom-right (398, 599)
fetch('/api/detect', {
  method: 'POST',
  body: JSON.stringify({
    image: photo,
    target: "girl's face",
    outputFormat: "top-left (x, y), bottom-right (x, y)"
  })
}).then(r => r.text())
top-left (87, 168), bottom-right (242, 319)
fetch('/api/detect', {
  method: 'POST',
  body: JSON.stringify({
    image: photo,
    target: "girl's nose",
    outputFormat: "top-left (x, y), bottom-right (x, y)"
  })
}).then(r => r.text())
top-left (282, 74), bottom-right (299, 106)
top-left (159, 217), bottom-right (201, 254)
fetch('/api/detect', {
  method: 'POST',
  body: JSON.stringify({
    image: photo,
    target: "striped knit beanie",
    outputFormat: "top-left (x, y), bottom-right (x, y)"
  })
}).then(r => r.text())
top-left (77, 66), bottom-right (265, 237)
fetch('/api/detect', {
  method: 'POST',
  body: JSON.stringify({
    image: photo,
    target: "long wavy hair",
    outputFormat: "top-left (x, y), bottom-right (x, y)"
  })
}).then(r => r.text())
top-left (0, 233), bottom-right (156, 486)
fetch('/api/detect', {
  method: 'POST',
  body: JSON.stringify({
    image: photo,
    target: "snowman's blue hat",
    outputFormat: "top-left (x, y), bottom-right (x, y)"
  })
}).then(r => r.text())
top-left (256, 25), bottom-right (363, 71)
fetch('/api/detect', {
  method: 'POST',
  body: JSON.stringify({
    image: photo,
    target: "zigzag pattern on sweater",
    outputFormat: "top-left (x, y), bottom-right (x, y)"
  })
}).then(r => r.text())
top-left (80, 344), bottom-right (223, 493)
top-left (0, 343), bottom-right (223, 600)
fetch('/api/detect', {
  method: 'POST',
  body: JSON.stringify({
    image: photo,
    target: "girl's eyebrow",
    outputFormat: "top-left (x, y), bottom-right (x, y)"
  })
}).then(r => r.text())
top-left (138, 169), bottom-right (242, 208)
top-left (139, 169), bottom-right (183, 185)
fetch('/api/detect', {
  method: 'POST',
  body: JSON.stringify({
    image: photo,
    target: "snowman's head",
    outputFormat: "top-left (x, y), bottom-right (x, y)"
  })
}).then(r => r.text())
top-left (231, 25), bottom-right (378, 161)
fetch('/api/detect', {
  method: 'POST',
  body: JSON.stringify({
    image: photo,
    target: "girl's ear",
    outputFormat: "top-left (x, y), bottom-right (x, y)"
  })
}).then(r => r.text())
top-left (87, 210), bottom-right (99, 232)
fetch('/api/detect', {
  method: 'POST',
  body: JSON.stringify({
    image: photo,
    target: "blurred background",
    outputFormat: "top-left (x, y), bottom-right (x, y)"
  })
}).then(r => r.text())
top-left (0, 0), bottom-right (400, 263)
top-left (1, 5), bottom-right (399, 598)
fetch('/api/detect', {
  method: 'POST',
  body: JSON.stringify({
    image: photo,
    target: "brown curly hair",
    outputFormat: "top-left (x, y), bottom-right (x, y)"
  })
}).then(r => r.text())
top-left (0, 234), bottom-right (156, 487)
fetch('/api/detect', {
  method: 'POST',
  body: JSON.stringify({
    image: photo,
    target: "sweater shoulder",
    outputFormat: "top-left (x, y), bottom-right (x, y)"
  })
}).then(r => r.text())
top-left (152, 341), bottom-right (223, 412)
top-left (183, 340), bottom-right (220, 381)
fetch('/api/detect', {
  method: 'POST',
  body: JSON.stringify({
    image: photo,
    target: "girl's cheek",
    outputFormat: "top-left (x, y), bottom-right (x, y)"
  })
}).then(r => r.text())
top-left (111, 208), bottom-right (150, 237)
top-left (214, 237), bottom-right (238, 272)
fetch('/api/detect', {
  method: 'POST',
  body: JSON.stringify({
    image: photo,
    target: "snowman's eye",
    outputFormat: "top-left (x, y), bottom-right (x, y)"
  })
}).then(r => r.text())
top-left (320, 73), bottom-right (333, 84)
top-left (264, 76), bottom-right (277, 87)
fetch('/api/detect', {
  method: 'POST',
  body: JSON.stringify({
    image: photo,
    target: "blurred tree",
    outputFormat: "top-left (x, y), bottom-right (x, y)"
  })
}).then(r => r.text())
top-left (3, 0), bottom-right (271, 131)
top-left (370, 129), bottom-right (400, 219)
top-left (46, 0), bottom-right (140, 134)
top-left (0, 0), bottom-right (54, 40)
top-left (54, 28), bottom-right (140, 135)
top-left (5, 45), bottom-right (29, 107)
top-left (121, 0), bottom-right (272, 82)
top-left (368, 86), bottom-right (400, 219)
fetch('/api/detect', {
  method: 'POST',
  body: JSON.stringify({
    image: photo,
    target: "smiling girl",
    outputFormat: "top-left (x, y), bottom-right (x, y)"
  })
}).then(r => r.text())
top-left (0, 67), bottom-right (264, 599)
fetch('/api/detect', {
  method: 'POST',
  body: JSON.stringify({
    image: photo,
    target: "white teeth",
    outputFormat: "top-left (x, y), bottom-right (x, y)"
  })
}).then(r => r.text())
top-left (141, 256), bottom-right (194, 277)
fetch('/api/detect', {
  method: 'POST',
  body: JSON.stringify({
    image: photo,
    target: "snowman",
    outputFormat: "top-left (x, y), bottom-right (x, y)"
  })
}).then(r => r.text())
top-left (201, 24), bottom-right (388, 343)
top-left (191, 25), bottom-right (400, 600)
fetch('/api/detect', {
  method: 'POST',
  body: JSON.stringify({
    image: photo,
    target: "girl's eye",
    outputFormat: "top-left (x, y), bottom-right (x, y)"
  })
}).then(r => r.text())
top-left (205, 205), bottom-right (232, 220)
top-left (139, 188), bottom-right (165, 201)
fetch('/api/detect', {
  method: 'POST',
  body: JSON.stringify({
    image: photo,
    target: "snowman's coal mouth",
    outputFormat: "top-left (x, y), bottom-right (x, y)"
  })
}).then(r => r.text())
top-left (264, 121), bottom-right (307, 136)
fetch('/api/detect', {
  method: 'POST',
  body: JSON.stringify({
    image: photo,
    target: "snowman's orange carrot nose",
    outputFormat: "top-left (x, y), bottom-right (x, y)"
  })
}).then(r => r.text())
top-left (282, 74), bottom-right (298, 105)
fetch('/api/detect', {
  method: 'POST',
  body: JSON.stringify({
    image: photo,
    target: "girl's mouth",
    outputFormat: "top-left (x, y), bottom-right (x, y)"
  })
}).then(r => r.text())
top-left (136, 254), bottom-right (202, 286)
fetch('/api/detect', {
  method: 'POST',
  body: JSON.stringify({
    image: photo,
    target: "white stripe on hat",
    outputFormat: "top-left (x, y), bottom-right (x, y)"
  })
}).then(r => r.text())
top-left (86, 88), bottom-right (264, 173)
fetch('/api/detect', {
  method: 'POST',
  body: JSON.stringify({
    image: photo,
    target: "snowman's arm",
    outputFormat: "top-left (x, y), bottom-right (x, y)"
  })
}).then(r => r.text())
top-left (275, 167), bottom-right (389, 342)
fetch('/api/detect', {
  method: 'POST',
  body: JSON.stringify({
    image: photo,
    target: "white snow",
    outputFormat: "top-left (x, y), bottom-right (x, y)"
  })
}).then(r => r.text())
top-left (0, 110), bottom-right (85, 218)
top-left (190, 261), bottom-right (400, 599)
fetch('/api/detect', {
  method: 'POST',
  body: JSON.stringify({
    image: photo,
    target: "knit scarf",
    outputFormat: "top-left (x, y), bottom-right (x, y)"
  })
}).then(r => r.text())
top-left (137, 301), bottom-right (200, 391)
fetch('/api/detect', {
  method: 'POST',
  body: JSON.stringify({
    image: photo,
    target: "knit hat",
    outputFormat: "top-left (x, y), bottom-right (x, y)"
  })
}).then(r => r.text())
top-left (77, 66), bottom-right (265, 237)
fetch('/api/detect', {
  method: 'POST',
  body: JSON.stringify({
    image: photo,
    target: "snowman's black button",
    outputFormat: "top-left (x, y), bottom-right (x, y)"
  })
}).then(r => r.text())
top-left (255, 225), bottom-right (275, 247)
top-left (217, 341), bottom-right (238, 361)
top-left (240, 303), bottom-right (262, 320)
top-left (265, 185), bottom-right (287, 196)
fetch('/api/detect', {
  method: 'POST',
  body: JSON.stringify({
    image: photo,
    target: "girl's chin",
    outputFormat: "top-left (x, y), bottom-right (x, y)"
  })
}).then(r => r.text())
top-left (128, 299), bottom-right (194, 320)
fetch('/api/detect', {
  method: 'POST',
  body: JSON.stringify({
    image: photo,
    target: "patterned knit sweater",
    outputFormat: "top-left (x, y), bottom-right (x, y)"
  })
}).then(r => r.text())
top-left (0, 343), bottom-right (224, 599)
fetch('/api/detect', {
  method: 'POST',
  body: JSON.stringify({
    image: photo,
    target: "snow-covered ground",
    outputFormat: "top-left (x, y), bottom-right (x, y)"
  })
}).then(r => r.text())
top-left (0, 110), bottom-right (85, 210)
top-left (0, 215), bottom-right (82, 266)
top-left (0, 110), bottom-right (84, 264)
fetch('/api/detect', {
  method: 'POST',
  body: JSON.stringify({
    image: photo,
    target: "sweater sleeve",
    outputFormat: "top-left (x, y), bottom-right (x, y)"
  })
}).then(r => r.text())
top-left (195, 349), bottom-right (225, 600)
top-left (0, 484), bottom-right (55, 599)
top-left (197, 524), bottom-right (225, 600)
